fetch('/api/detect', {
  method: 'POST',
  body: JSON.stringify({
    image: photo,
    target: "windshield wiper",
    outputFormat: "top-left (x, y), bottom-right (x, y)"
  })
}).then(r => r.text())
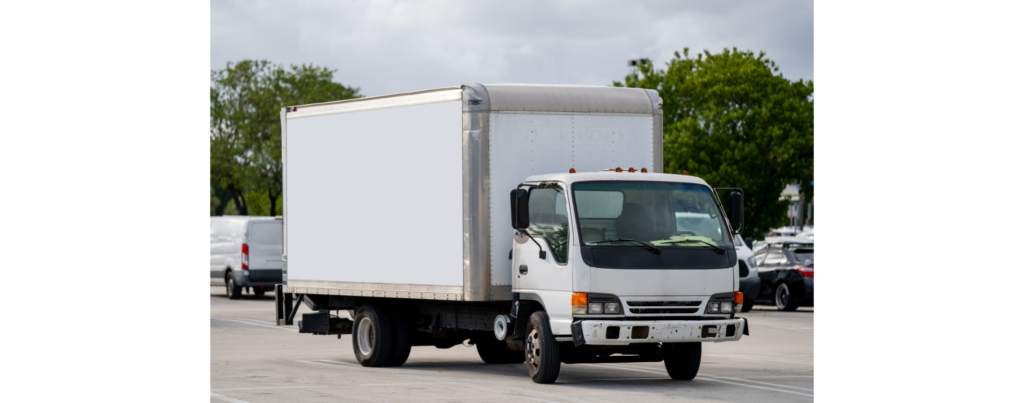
top-left (589, 239), bottom-right (661, 255)
top-left (663, 239), bottom-right (725, 255)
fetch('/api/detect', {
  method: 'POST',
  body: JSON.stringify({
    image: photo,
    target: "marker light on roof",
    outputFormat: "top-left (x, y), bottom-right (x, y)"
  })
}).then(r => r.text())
top-left (628, 167), bottom-right (635, 172)
top-left (641, 168), bottom-right (648, 173)
top-left (616, 167), bottom-right (622, 172)
top-left (569, 168), bottom-right (576, 173)
top-left (683, 171), bottom-right (688, 175)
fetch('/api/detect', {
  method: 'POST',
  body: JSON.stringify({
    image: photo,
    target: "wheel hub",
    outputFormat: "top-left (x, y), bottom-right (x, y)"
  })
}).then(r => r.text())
top-left (357, 317), bottom-right (375, 355)
top-left (525, 329), bottom-right (541, 369)
top-left (776, 284), bottom-right (790, 308)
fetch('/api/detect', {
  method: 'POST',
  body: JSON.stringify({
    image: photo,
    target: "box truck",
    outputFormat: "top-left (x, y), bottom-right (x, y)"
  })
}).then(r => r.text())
top-left (274, 84), bottom-right (748, 383)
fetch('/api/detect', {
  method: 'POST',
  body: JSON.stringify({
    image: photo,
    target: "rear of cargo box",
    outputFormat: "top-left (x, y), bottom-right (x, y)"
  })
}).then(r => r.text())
top-left (282, 84), bottom-right (662, 302)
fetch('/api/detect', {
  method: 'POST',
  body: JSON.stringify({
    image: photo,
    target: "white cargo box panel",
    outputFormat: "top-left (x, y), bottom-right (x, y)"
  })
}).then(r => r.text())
top-left (282, 84), bottom-right (662, 301)
top-left (284, 89), bottom-right (464, 293)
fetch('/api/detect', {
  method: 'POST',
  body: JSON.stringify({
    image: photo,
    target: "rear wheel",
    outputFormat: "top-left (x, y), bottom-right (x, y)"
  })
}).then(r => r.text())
top-left (476, 336), bottom-right (526, 364)
top-left (775, 282), bottom-right (799, 311)
top-left (352, 304), bottom-right (394, 367)
top-left (524, 311), bottom-right (560, 383)
top-left (225, 274), bottom-right (241, 300)
top-left (664, 343), bottom-right (702, 380)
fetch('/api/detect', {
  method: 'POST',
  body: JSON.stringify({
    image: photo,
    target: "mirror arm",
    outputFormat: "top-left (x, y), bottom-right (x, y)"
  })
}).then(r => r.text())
top-left (517, 229), bottom-right (547, 260)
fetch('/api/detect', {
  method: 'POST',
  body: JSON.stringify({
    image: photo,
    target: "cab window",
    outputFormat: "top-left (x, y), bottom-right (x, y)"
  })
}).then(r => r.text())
top-left (528, 187), bottom-right (569, 264)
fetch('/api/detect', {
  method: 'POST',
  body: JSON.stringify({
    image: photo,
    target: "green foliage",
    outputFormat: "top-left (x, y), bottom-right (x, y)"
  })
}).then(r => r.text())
top-left (243, 190), bottom-right (283, 217)
top-left (614, 48), bottom-right (813, 240)
top-left (210, 60), bottom-right (361, 216)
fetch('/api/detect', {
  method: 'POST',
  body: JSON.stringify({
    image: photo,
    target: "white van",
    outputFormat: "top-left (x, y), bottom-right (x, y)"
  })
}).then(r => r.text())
top-left (209, 216), bottom-right (284, 299)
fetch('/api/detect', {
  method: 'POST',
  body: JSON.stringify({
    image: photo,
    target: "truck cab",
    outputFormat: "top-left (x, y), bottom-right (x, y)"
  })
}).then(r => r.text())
top-left (505, 170), bottom-right (747, 382)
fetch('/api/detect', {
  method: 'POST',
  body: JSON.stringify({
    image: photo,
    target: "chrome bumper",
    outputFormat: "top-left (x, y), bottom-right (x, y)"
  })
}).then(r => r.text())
top-left (570, 318), bottom-right (747, 346)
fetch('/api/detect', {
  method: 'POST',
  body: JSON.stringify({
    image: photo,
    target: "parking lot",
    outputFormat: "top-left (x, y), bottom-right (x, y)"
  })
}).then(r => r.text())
top-left (211, 288), bottom-right (814, 402)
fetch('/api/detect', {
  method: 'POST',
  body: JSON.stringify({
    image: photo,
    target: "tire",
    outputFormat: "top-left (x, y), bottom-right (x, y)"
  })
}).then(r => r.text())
top-left (253, 287), bottom-right (266, 296)
top-left (225, 273), bottom-right (242, 300)
top-left (475, 336), bottom-right (526, 364)
top-left (352, 304), bottom-right (394, 367)
top-left (524, 311), bottom-right (560, 384)
top-left (775, 282), bottom-right (799, 311)
top-left (740, 300), bottom-right (754, 312)
top-left (383, 310), bottom-right (412, 367)
top-left (664, 343), bottom-right (702, 380)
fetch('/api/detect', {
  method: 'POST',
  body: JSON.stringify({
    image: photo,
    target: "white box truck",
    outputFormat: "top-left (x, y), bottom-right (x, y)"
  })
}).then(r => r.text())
top-left (275, 84), bottom-right (748, 383)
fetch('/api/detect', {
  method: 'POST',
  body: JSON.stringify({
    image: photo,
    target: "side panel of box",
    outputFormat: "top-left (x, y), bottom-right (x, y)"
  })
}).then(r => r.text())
top-left (286, 101), bottom-right (463, 286)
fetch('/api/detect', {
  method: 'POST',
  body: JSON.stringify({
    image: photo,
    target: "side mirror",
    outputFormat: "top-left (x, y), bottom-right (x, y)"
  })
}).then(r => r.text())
top-left (729, 191), bottom-right (743, 234)
top-left (744, 237), bottom-right (754, 249)
top-left (509, 189), bottom-right (530, 230)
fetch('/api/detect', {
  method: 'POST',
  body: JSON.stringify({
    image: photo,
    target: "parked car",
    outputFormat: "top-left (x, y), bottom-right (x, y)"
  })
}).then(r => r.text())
top-left (751, 238), bottom-right (814, 311)
top-left (210, 216), bottom-right (284, 299)
top-left (734, 234), bottom-right (759, 312)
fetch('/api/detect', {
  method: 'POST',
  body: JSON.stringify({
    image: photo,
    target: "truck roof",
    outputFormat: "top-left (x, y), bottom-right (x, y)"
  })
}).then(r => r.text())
top-left (523, 171), bottom-right (711, 187)
top-left (285, 83), bottom-right (659, 118)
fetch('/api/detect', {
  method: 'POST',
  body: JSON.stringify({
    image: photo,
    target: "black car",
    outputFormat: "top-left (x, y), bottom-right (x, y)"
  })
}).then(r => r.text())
top-left (752, 241), bottom-right (814, 311)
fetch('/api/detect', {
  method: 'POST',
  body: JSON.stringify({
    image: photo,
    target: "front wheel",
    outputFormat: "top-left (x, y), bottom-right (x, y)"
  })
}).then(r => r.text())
top-left (740, 300), bottom-right (754, 312)
top-left (525, 311), bottom-right (560, 384)
top-left (664, 343), bottom-right (702, 380)
top-left (775, 282), bottom-right (799, 311)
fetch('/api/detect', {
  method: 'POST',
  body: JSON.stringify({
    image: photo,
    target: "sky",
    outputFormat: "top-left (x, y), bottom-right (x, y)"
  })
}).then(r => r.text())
top-left (211, 0), bottom-right (813, 97)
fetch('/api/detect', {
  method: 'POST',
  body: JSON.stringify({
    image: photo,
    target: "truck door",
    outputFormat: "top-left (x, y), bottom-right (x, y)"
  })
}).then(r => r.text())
top-left (513, 186), bottom-right (573, 292)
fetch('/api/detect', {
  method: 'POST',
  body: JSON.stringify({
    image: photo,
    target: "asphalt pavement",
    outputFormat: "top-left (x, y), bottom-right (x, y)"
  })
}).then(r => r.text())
top-left (211, 287), bottom-right (813, 402)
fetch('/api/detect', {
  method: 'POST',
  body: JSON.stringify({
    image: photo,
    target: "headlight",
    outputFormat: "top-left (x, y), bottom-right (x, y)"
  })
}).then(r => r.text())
top-left (747, 257), bottom-right (757, 270)
top-left (588, 302), bottom-right (604, 314)
top-left (721, 301), bottom-right (733, 313)
top-left (708, 302), bottom-right (720, 313)
top-left (604, 302), bottom-right (620, 314)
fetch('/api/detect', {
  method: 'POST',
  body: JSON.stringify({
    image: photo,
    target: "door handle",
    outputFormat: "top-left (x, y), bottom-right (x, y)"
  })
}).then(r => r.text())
top-left (519, 264), bottom-right (528, 275)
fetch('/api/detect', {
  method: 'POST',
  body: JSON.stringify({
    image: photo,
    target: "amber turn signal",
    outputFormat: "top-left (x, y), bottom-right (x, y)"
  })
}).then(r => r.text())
top-left (734, 291), bottom-right (743, 305)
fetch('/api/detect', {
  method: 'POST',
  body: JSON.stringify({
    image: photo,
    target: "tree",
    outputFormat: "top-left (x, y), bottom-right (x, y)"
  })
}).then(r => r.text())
top-left (614, 48), bottom-right (813, 240)
top-left (210, 60), bottom-right (361, 216)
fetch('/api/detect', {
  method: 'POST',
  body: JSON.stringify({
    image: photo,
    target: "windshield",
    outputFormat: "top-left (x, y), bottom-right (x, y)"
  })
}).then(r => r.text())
top-left (572, 181), bottom-right (733, 249)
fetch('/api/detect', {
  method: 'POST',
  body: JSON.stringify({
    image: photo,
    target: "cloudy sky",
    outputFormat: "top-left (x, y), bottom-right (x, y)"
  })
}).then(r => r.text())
top-left (212, 0), bottom-right (812, 97)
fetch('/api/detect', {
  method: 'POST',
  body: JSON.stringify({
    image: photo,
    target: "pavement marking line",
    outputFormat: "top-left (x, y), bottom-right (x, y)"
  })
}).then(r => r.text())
top-left (582, 364), bottom-right (813, 398)
top-left (302, 360), bottom-right (594, 403)
top-left (211, 383), bottom-right (436, 391)
top-left (611, 363), bottom-right (814, 392)
top-left (697, 374), bottom-right (813, 392)
top-left (212, 317), bottom-right (298, 332)
top-left (734, 375), bottom-right (815, 379)
top-left (210, 392), bottom-right (252, 403)
top-left (706, 354), bottom-right (813, 365)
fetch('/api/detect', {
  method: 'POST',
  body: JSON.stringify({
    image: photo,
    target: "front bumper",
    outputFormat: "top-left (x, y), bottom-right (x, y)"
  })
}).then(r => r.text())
top-left (571, 318), bottom-right (747, 346)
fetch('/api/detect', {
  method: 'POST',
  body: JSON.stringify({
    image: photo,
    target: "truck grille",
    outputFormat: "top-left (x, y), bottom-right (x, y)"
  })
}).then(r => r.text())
top-left (625, 300), bottom-right (701, 314)
top-left (739, 261), bottom-right (749, 277)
